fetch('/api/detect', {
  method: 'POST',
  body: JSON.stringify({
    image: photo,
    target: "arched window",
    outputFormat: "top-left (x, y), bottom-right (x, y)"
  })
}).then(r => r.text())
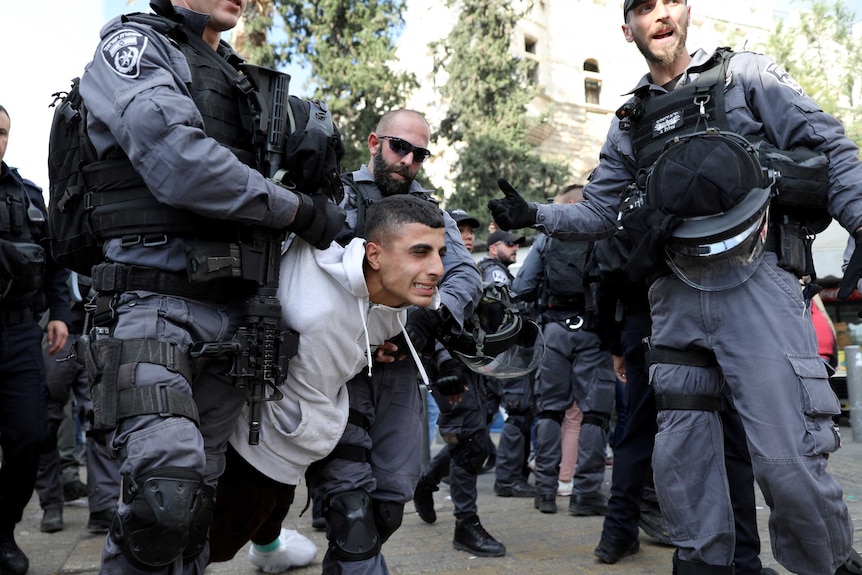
top-left (584, 59), bottom-right (601, 105)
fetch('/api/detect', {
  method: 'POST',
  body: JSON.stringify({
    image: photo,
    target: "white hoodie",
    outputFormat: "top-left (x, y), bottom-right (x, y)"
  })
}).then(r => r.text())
top-left (229, 237), bottom-right (436, 485)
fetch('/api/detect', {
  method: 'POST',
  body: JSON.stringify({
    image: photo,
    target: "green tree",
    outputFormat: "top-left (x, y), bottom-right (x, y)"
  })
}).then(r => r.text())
top-left (766, 0), bottom-right (862, 144)
top-left (431, 0), bottom-right (570, 234)
top-left (236, 0), bottom-right (418, 170)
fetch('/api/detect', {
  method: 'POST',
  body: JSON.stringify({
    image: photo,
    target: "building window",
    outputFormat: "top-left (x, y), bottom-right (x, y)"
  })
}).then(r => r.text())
top-left (524, 36), bottom-right (539, 85)
top-left (583, 59), bottom-right (601, 105)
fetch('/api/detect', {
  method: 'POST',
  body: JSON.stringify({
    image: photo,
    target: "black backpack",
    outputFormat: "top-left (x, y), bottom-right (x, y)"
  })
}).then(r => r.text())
top-left (47, 77), bottom-right (101, 275)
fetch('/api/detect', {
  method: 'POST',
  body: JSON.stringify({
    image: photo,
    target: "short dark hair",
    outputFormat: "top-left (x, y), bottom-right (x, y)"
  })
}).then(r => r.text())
top-left (0, 105), bottom-right (8, 121)
top-left (365, 195), bottom-right (444, 244)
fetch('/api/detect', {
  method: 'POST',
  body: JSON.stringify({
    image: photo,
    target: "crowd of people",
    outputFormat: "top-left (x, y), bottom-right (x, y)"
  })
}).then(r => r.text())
top-left (1, 0), bottom-right (861, 574)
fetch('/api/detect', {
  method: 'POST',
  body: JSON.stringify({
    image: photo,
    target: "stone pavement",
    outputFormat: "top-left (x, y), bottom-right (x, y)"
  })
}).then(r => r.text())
top-left (14, 424), bottom-right (862, 575)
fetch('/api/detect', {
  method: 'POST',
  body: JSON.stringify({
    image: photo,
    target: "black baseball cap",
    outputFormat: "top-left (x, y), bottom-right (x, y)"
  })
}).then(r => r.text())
top-left (623, 0), bottom-right (649, 19)
top-left (447, 209), bottom-right (481, 229)
top-left (487, 230), bottom-right (525, 246)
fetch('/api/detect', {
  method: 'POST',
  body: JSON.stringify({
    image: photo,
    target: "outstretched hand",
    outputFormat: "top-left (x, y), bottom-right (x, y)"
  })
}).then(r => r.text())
top-left (487, 178), bottom-right (537, 231)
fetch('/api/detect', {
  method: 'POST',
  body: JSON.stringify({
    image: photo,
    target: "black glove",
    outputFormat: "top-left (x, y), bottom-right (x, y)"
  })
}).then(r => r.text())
top-left (404, 306), bottom-right (447, 354)
top-left (434, 359), bottom-right (467, 396)
top-left (487, 178), bottom-right (537, 231)
top-left (291, 192), bottom-right (346, 249)
top-left (839, 230), bottom-right (862, 300)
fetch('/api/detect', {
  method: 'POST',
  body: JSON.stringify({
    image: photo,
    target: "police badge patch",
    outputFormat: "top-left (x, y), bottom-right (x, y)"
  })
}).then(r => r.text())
top-left (101, 29), bottom-right (149, 78)
top-left (765, 62), bottom-right (804, 96)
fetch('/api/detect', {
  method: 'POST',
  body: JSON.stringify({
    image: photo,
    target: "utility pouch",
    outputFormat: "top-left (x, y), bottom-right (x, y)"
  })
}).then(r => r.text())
top-left (775, 220), bottom-right (815, 278)
top-left (85, 336), bottom-right (124, 431)
top-left (185, 242), bottom-right (241, 283)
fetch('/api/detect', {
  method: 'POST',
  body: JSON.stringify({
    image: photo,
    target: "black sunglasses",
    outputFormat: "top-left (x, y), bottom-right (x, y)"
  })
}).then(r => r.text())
top-left (503, 241), bottom-right (519, 247)
top-left (378, 135), bottom-right (431, 163)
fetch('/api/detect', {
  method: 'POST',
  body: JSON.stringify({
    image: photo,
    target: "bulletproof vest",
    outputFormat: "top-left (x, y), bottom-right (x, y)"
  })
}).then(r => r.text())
top-left (341, 172), bottom-right (435, 240)
top-left (541, 238), bottom-right (593, 311)
top-left (624, 49), bottom-right (732, 170)
top-left (78, 13), bottom-right (259, 249)
top-left (0, 172), bottom-right (45, 306)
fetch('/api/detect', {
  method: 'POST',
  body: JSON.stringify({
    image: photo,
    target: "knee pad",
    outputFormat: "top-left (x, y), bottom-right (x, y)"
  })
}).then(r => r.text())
top-left (182, 482), bottom-right (214, 561)
top-left (582, 411), bottom-right (610, 432)
top-left (325, 489), bottom-right (381, 561)
top-left (537, 410), bottom-right (565, 425)
top-left (111, 467), bottom-right (205, 568)
top-left (451, 429), bottom-right (491, 475)
top-left (372, 499), bottom-right (404, 544)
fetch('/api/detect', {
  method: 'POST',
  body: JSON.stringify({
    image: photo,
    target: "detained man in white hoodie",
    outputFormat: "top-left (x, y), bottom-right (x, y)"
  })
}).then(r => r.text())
top-left (208, 194), bottom-right (446, 572)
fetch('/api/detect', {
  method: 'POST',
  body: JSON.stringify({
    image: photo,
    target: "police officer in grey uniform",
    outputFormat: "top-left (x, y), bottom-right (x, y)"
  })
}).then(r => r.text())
top-left (512, 185), bottom-right (616, 516)
top-left (489, 1), bottom-right (862, 573)
top-left (78, 0), bottom-right (344, 572)
top-left (309, 109), bottom-right (482, 575)
top-left (480, 230), bottom-right (537, 498)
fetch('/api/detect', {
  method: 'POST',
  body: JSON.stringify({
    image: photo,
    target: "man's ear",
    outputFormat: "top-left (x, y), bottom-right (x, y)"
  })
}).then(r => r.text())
top-left (365, 241), bottom-right (383, 271)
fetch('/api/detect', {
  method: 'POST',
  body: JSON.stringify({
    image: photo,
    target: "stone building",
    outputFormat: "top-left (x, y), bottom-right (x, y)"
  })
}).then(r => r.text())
top-left (396, 0), bottom-right (775, 195)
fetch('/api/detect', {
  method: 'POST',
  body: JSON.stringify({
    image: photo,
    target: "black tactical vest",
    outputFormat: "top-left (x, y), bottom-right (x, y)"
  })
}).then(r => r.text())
top-left (81, 12), bottom-right (259, 247)
top-left (0, 172), bottom-right (45, 306)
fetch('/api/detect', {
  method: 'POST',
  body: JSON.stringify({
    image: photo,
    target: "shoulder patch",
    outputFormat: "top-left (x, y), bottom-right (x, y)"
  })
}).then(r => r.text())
top-left (491, 269), bottom-right (509, 285)
top-left (101, 28), bottom-right (149, 78)
top-left (764, 62), bottom-right (803, 97)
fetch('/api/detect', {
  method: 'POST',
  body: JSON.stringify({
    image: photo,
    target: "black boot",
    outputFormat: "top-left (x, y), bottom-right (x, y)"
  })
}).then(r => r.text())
top-left (413, 476), bottom-right (438, 524)
top-left (0, 534), bottom-right (29, 575)
top-left (453, 514), bottom-right (506, 557)
top-left (837, 549), bottom-right (862, 575)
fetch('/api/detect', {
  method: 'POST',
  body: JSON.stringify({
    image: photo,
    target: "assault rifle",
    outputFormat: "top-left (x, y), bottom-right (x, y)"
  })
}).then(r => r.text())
top-left (189, 65), bottom-right (298, 445)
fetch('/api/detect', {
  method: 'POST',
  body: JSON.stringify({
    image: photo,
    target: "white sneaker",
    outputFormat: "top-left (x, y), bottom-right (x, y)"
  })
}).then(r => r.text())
top-left (557, 480), bottom-right (573, 497)
top-left (248, 528), bottom-right (317, 573)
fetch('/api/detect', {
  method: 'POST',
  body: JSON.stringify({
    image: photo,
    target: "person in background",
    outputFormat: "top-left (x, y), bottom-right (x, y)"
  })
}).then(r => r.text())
top-left (0, 104), bottom-right (70, 575)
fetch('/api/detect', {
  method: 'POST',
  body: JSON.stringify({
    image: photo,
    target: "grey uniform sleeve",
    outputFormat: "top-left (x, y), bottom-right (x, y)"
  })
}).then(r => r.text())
top-left (438, 210), bottom-right (482, 330)
top-left (79, 21), bottom-right (299, 230)
top-left (733, 52), bottom-right (862, 233)
top-left (534, 121), bottom-right (634, 241)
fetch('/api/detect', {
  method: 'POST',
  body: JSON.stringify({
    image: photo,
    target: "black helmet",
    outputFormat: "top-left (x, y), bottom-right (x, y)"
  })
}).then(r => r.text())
top-left (646, 130), bottom-right (774, 291)
top-left (445, 282), bottom-right (544, 378)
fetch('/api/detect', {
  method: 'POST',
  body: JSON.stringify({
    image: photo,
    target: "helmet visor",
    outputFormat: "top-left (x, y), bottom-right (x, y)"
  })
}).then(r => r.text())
top-left (453, 322), bottom-right (545, 378)
top-left (665, 207), bottom-right (769, 291)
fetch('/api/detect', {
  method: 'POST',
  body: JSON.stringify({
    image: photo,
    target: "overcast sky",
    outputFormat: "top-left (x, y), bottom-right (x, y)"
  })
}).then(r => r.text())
top-left (2, 0), bottom-right (861, 193)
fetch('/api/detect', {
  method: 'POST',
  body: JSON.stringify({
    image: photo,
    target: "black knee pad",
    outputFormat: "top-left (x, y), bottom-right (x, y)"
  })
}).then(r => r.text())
top-left (372, 499), bottom-right (404, 544)
top-left (325, 489), bottom-right (381, 561)
top-left (583, 411), bottom-right (610, 432)
top-left (111, 467), bottom-right (205, 568)
top-left (452, 429), bottom-right (491, 475)
top-left (537, 410), bottom-right (565, 425)
top-left (183, 482), bottom-right (214, 561)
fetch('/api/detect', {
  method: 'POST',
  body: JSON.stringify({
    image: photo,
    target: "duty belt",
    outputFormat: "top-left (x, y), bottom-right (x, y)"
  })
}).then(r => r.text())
top-left (0, 307), bottom-right (33, 326)
top-left (92, 263), bottom-right (254, 301)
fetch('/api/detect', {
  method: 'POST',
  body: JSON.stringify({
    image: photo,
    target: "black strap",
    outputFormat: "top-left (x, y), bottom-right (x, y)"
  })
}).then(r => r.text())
top-left (117, 383), bottom-right (200, 426)
top-left (118, 338), bottom-right (194, 383)
top-left (92, 263), bottom-right (252, 301)
top-left (654, 393), bottom-right (725, 412)
top-left (646, 345), bottom-right (718, 367)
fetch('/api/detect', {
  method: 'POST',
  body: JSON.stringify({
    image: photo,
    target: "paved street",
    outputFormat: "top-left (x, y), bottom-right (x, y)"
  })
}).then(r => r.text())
top-left (14, 424), bottom-right (862, 575)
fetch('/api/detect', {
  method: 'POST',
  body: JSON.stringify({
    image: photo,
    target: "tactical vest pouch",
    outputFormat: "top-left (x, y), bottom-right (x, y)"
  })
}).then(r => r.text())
top-left (0, 239), bottom-right (45, 299)
top-left (774, 219), bottom-right (815, 278)
top-left (751, 139), bottom-right (831, 233)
